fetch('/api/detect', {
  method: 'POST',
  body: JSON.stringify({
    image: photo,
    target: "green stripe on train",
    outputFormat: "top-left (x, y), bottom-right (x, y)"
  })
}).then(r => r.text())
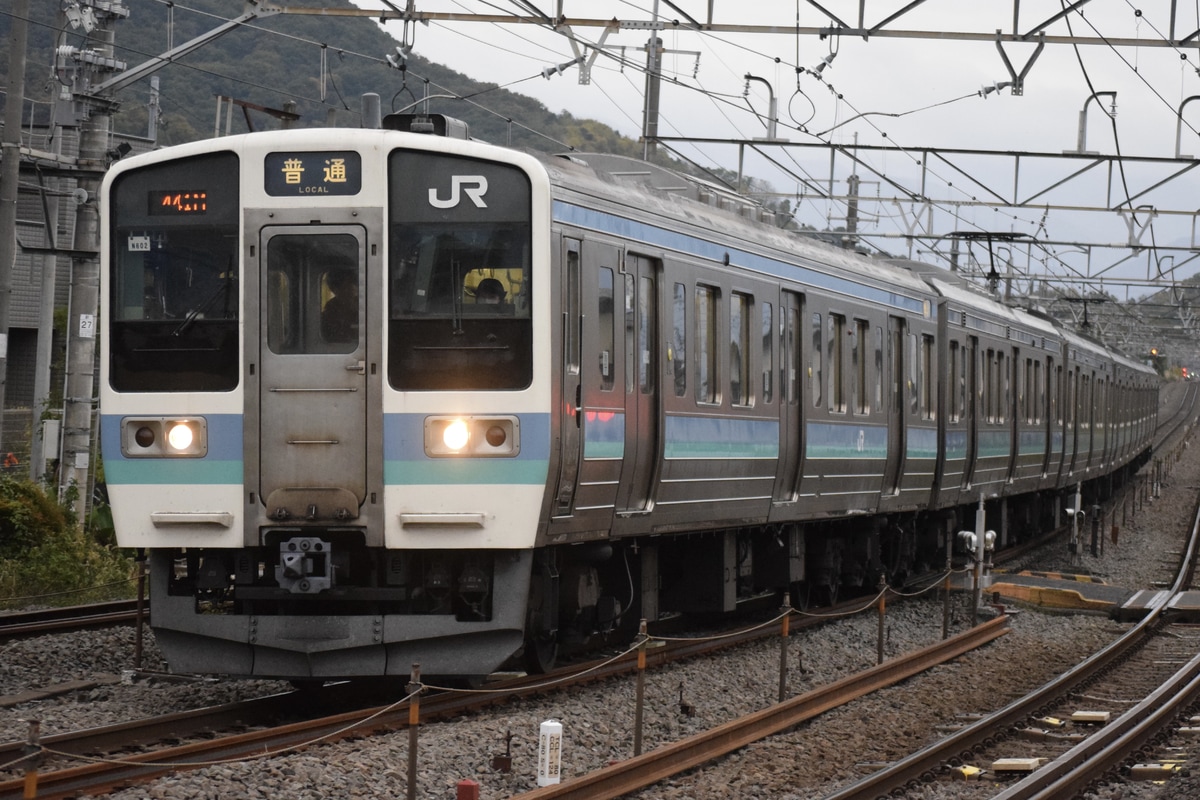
top-left (104, 460), bottom-right (242, 485)
top-left (385, 460), bottom-right (550, 485)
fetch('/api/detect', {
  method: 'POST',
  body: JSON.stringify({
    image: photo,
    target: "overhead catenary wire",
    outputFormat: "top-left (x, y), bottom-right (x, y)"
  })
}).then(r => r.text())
top-left (114, 1), bottom-right (1056, 251)
top-left (20, 1), bottom-right (1200, 300)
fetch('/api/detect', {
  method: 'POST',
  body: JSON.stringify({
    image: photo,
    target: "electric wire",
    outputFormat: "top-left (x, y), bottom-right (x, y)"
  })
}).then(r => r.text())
top-left (16, 2), bottom-right (1200, 299)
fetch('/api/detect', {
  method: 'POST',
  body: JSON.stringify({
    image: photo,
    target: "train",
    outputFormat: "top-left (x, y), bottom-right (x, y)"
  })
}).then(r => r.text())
top-left (98, 112), bottom-right (1158, 680)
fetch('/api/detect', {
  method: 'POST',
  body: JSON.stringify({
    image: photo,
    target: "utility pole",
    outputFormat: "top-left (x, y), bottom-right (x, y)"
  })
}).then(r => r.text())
top-left (641, 35), bottom-right (662, 160)
top-left (0, 0), bottom-right (32, 456)
top-left (640, 0), bottom-right (661, 161)
top-left (845, 173), bottom-right (860, 248)
top-left (59, 4), bottom-right (126, 510)
top-left (51, 1), bottom-right (274, 510)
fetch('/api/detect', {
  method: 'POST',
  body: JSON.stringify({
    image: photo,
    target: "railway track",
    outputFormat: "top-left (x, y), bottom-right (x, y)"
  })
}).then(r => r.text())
top-left (818, 458), bottom-right (1200, 799)
top-left (0, 600), bottom-right (143, 644)
top-left (1153, 380), bottom-right (1200, 453)
top-left (0, 591), bottom-right (1000, 800)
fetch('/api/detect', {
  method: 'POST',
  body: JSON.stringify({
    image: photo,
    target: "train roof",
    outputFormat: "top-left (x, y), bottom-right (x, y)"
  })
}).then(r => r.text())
top-left (539, 151), bottom-right (934, 299)
top-left (887, 257), bottom-right (1067, 343)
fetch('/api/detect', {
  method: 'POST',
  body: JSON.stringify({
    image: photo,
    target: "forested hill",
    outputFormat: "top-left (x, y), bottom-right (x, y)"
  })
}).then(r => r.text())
top-left (2, 0), bottom-right (644, 156)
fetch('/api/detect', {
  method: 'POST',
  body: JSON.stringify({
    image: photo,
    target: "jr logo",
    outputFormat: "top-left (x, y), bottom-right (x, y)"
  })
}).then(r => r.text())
top-left (428, 175), bottom-right (489, 209)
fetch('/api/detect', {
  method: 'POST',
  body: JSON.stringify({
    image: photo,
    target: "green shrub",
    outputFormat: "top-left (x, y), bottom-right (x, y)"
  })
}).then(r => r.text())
top-left (0, 476), bottom-right (72, 558)
top-left (0, 477), bottom-right (135, 608)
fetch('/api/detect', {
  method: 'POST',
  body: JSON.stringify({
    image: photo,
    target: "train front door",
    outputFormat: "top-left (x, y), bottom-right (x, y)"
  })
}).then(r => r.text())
top-left (255, 226), bottom-right (368, 522)
top-left (615, 253), bottom-right (661, 514)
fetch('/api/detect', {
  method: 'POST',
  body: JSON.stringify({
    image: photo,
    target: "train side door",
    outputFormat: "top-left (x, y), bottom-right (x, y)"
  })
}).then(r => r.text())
top-left (552, 238), bottom-right (583, 516)
top-left (256, 226), bottom-right (368, 521)
top-left (563, 240), bottom-right (624, 519)
top-left (773, 290), bottom-right (804, 503)
top-left (882, 315), bottom-right (906, 496)
top-left (615, 253), bottom-right (661, 514)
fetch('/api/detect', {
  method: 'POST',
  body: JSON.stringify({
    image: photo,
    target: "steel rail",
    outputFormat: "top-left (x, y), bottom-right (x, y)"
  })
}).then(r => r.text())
top-left (0, 593), bottom-right (904, 799)
top-left (990, 470), bottom-right (1200, 799)
top-left (0, 600), bottom-right (141, 643)
top-left (1152, 381), bottom-right (1199, 453)
top-left (0, 605), bottom-right (1002, 800)
top-left (508, 616), bottom-right (1009, 800)
top-left (822, 439), bottom-right (1200, 800)
top-left (0, 687), bottom-right (355, 766)
top-left (993, 651), bottom-right (1200, 799)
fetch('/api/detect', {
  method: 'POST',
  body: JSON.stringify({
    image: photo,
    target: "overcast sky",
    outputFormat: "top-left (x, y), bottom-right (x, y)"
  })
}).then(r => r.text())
top-left (351, 1), bottom-right (1200, 298)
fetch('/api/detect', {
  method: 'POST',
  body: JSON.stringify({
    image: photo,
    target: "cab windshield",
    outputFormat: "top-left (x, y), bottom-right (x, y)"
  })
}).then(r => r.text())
top-left (388, 151), bottom-right (532, 391)
top-left (108, 152), bottom-right (239, 392)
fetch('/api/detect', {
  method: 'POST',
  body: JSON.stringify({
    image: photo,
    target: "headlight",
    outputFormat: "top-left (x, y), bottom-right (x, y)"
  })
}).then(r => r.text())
top-left (425, 415), bottom-right (519, 457)
top-left (121, 417), bottom-right (208, 458)
top-left (166, 422), bottom-right (195, 451)
top-left (442, 419), bottom-right (469, 451)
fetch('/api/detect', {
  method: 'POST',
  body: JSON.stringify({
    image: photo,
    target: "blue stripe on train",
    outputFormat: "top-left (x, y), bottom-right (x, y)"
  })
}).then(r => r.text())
top-left (99, 414), bottom-right (243, 485)
top-left (99, 413), bottom-right (553, 486)
top-left (384, 413), bottom-right (551, 485)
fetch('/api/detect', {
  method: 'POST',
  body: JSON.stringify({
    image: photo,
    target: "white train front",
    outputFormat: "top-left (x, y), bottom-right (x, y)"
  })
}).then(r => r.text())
top-left (101, 123), bottom-right (552, 677)
top-left (99, 116), bottom-right (1157, 680)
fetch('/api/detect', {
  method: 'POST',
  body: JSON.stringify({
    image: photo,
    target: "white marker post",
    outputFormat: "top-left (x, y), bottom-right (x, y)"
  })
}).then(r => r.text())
top-left (537, 719), bottom-right (563, 787)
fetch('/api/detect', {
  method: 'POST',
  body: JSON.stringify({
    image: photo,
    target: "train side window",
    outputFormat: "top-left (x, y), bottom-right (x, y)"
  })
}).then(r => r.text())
top-left (992, 349), bottom-right (1002, 423)
top-left (829, 314), bottom-right (846, 413)
top-left (1052, 363), bottom-right (1062, 426)
top-left (565, 247), bottom-right (581, 375)
top-left (983, 348), bottom-right (995, 423)
top-left (1071, 367), bottom-right (1078, 432)
top-left (920, 334), bottom-right (934, 420)
top-left (672, 282), bottom-right (686, 397)
top-left (599, 268), bottom-right (616, 392)
top-left (999, 351), bottom-right (1009, 424)
top-left (811, 312), bottom-right (822, 408)
top-left (907, 331), bottom-right (918, 416)
top-left (1022, 356), bottom-right (1032, 423)
top-left (639, 275), bottom-right (655, 395)
top-left (730, 292), bottom-right (751, 407)
top-left (853, 319), bottom-right (869, 416)
top-left (848, 318), bottom-right (859, 414)
top-left (696, 285), bottom-right (718, 404)
top-left (874, 326), bottom-right (883, 413)
top-left (1086, 374), bottom-right (1094, 430)
top-left (960, 340), bottom-right (969, 422)
top-left (783, 303), bottom-right (799, 405)
top-left (948, 340), bottom-right (960, 423)
top-left (625, 273), bottom-right (636, 394)
top-left (761, 301), bottom-right (773, 404)
top-left (1035, 358), bottom-right (1044, 424)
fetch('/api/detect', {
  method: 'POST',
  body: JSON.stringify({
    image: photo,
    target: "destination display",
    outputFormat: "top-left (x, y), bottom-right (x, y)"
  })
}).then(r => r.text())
top-left (148, 190), bottom-right (208, 215)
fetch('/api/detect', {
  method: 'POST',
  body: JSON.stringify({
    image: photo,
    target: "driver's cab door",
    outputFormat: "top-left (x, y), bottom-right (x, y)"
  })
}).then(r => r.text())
top-left (256, 225), bottom-right (368, 522)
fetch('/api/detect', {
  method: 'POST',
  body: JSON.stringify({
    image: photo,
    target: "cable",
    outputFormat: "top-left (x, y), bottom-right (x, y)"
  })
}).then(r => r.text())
top-left (40, 2), bottom-right (1191, 295)
top-left (1060, 3), bottom-right (1137, 226)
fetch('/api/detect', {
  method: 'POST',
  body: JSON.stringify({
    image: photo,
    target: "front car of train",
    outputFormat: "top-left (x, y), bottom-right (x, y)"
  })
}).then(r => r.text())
top-left (99, 122), bottom-right (553, 679)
